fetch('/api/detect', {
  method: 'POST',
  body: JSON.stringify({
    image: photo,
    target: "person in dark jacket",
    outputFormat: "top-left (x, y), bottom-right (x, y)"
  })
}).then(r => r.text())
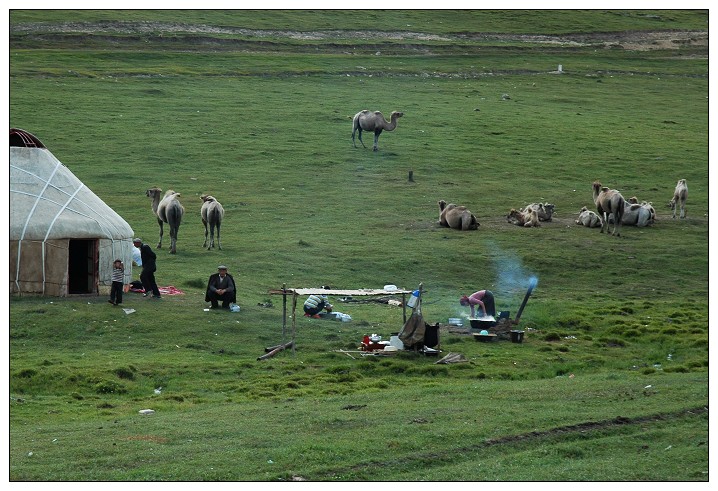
top-left (205, 265), bottom-right (236, 309)
top-left (133, 238), bottom-right (161, 298)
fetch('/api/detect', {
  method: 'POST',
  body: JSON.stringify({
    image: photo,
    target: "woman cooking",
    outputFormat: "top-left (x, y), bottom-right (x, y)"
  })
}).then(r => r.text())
top-left (459, 290), bottom-right (496, 318)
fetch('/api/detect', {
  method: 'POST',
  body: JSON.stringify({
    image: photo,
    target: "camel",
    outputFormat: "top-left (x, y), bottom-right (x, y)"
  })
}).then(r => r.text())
top-left (522, 202), bottom-right (555, 221)
top-left (438, 200), bottom-right (479, 230)
top-left (352, 110), bottom-right (404, 151)
top-left (146, 187), bottom-right (184, 254)
top-left (609, 196), bottom-right (654, 227)
top-left (592, 181), bottom-right (625, 236)
top-left (669, 179), bottom-right (688, 219)
top-left (616, 201), bottom-right (655, 227)
top-left (507, 208), bottom-right (540, 227)
top-left (575, 206), bottom-right (602, 228)
top-left (200, 195), bottom-right (224, 250)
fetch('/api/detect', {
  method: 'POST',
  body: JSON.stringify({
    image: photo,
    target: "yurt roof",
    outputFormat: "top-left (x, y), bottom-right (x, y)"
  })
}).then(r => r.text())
top-left (10, 129), bottom-right (134, 241)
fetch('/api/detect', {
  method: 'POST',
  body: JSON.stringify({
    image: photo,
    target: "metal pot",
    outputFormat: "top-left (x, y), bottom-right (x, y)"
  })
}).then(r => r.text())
top-left (470, 318), bottom-right (496, 329)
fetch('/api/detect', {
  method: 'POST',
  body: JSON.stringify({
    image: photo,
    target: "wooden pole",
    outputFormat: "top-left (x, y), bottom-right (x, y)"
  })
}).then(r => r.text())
top-left (258, 341), bottom-right (294, 361)
top-left (402, 293), bottom-right (407, 323)
top-left (281, 283), bottom-right (287, 344)
top-left (291, 292), bottom-right (298, 355)
top-left (417, 282), bottom-right (424, 313)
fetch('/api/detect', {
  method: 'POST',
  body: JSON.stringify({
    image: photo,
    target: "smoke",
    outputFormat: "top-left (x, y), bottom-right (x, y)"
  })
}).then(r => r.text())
top-left (451, 242), bottom-right (538, 320)
top-left (487, 241), bottom-right (538, 297)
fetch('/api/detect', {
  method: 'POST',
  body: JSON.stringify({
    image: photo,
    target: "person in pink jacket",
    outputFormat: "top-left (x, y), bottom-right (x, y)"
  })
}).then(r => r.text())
top-left (459, 290), bottom-right (496, 318)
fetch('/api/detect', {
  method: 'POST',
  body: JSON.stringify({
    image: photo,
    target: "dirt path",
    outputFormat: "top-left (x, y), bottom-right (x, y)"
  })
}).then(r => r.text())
top-left (10, 21), bottom-right (708, 51)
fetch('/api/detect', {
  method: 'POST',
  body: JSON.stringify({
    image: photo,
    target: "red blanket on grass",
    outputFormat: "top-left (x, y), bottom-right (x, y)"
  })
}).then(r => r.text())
top-left (129, 285), bottom-right (184, 295)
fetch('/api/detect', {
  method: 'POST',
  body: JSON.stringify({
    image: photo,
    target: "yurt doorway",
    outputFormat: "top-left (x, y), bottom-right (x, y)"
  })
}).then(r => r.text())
top-left (68, 239), bottom-right (98, 294)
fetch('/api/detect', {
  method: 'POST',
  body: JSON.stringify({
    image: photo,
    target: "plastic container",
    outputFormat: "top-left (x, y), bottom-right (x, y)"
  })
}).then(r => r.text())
top-left (406, 290), bottom-right (420, 308)
top-left (510, 330), bottom-right (525, 343)
top-left (389, 335), bottom-right (404, 350)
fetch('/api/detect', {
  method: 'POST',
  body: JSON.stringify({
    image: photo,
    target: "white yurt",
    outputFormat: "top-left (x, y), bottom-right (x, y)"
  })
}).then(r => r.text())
top-left (10, 128), bottom-right (135, 296)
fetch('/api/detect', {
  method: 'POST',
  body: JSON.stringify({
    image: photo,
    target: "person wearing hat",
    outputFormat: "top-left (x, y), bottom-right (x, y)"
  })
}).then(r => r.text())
top-left (205, 265), bottom-right (236, 309)
top-left (133, 238), bottom-right (161, 298)
top-left (459, 289), bottom-right (496, 318)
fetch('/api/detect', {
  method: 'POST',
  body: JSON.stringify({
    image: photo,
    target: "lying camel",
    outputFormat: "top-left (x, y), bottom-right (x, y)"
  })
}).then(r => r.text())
top-left (669, 178), bottom-right (687, 219)
top-left (522, 202), bottom-right (555, 221)
top-left (507, 208), bottom-right (540, 227)
top-left (438, 200), bottom-right (479, 230)
top-left (610, 201), bottom-right (655, 227)
top-left (575, 206), bottom-right (603, 228)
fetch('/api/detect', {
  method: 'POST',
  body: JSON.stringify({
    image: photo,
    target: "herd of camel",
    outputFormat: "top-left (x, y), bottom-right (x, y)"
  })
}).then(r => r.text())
top-left (145, 187), bottom-right (224, 254)
top-left (141, 109), bottom-right (403, 255)
top-left (143, 110), bottom-right (688, 253)
top-left (438, 178), bottom-right (688, 237)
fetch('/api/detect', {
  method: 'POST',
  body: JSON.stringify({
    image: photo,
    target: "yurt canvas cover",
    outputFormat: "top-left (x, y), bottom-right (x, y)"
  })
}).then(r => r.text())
top-left (10, 129), bottom-right (135, 296)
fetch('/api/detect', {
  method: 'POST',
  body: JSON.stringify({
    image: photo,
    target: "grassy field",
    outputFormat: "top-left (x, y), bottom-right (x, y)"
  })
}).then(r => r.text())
top-left (8, 10), bottom-right (709, 481)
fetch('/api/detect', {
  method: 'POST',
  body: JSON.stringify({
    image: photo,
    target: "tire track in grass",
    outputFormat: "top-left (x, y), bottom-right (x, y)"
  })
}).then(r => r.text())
top-left (298, 406), bottom-right (707, 480)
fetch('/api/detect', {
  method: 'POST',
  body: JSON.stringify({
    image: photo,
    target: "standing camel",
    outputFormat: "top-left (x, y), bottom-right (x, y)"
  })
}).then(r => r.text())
top-left (352, 110), bottom-right (404, 151)
top-left (592, 181), bottom-right (625, 237)
top-left (200, 194), bottom-right (224, 250)
top-left (146, 187), bottom-right (184, 254)
top-left (669, 178), bottom-right (688, 219)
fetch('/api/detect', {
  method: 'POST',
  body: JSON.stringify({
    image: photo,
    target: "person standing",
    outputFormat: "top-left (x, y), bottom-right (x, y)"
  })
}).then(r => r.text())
top-left (108, 259), bottom-right (124, 305)
top-left (205, 265), bottom-right (236, 309)
top-left (133, 238), bottom-right (161, 298)
top-left (459, 290), bottom-right (496, 318)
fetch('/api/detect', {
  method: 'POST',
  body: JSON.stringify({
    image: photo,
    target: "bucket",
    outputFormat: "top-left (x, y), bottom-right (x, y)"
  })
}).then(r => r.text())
top-left (510, 330), bottom-right (524, 343)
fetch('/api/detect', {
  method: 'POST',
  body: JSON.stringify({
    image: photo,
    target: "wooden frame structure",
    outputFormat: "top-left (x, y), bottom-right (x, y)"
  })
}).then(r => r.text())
top-left (268, 284), bottom-right (419, 356)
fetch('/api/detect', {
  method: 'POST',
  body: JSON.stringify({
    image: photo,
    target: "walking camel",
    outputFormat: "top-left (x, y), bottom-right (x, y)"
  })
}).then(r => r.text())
top-left (200, 194), bottom-right (224, 250)
top-left (592, 181), bottom-right (625, 237)
top-left (352, 110), bottom-right (404, 151)
top-left (146, 187), bottom-right (184, 254)
top-left (669, 179), bottom-right (688, 219)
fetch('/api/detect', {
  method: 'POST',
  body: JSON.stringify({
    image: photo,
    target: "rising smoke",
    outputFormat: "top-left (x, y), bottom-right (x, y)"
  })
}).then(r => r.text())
top-left (454, 242), bottom-right (538, 319)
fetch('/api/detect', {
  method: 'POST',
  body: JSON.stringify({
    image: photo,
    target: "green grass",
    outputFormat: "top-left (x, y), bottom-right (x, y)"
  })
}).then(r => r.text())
top-left (9, 10), bottom-right (708, 481)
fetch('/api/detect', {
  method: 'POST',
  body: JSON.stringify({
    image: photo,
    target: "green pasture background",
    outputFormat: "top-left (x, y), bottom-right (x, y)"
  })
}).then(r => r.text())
top-left (9, 9), bottom-right (709, 481)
